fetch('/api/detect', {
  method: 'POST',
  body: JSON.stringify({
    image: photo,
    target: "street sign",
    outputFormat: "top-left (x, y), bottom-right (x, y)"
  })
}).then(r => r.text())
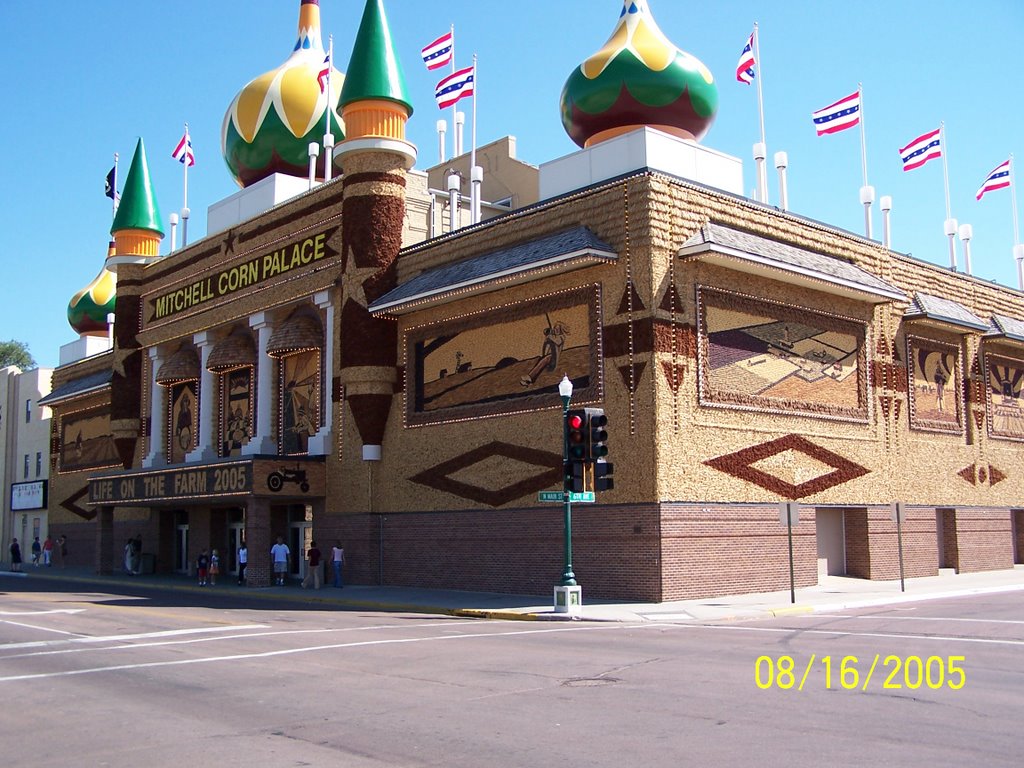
top-left (538, 491), bottom-right (595, 503)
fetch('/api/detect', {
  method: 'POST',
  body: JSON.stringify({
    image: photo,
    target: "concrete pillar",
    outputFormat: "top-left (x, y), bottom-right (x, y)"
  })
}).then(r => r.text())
top-left (95, 506), bottom-right (115, 575)
top-left (243, 313), bottom-right (276, 456)
top-left (245, 498), bottom-right (272, 587)
top-left (187, 332), bottom-right (217, 462)
top-left (144, 347), bottom-right (166, 467)
top-left (307, 290), bottom-right (335, 456)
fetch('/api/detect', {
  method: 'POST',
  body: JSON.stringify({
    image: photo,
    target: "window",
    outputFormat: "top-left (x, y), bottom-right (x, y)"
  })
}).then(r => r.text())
top-left (23, 454), bottom-right (29, 479)
top-left (25, 398), bottom-right (31, 423)
top-left (35, 451), bottom-right (42, 477)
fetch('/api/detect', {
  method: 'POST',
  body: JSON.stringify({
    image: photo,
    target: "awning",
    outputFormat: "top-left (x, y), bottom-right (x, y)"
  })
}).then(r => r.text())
top-left (156, 347), bottom-right (199, 384)
top-left (207, 332), bottom-right (256, 372)
top-left (678, 223), bottom-right (907, 304)
top-left (267, 315), bottom-right (322, 358)
top-left (39, 370), bottom-right (111, 406)
top-left (987, 314), bottom-right (1024, 344)
top-left (903, 292), bottom-right (989, 332)
top-left (369, 226), bottom-right (617, 316)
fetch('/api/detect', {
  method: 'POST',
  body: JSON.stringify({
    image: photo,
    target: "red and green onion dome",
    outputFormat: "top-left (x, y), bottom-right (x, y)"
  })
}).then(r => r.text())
top-left (560, 0), bottom-right (718, 148)
top-left (67, 241), bottom-right (116, 336)
top-left (222, 0), bottom-right (346, 187)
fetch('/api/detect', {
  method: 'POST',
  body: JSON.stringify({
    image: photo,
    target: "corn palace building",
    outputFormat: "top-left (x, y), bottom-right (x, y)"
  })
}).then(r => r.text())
top-left (43, 0), bottom-right (1024, 601)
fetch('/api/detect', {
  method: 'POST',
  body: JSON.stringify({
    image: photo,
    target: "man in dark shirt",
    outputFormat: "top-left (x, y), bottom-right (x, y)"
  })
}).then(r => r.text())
top-left (301, 540), bottom-right (322, 589)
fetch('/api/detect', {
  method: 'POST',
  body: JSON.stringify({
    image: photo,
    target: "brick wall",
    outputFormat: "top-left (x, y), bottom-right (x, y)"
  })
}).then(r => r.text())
top-left (951, 508), bottom-right (1014, 573)
top-left (1014, 510), bottom-right (1024, 564)
top-left (859, 507), bottom-right (939, 580)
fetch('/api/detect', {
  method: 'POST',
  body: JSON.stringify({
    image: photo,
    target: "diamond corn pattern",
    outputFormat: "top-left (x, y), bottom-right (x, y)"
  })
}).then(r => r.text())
top-left (410, 441), bottom-right (562, 507)
top-left (705, 434), bottom-right (869, 499)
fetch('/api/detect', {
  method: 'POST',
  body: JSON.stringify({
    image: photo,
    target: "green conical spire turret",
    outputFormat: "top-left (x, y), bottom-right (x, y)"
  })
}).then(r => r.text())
top-left (340, 0), bottom-right (413, 115)
top-left (111, 138), bottom-right (164, 236)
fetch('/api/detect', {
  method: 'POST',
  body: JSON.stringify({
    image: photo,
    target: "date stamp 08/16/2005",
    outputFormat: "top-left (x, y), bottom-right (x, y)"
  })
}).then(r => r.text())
top-left (755, 655), bottom-right (966, 692)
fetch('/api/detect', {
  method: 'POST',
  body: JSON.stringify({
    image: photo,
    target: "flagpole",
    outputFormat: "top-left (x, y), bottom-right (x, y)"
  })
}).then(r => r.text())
top-left (940, 121), bottom-right (957, 270)
top-left (1011, 154), bottom-right (1024, 289)
top-left (470, 54), bottom-right (480, 224)
top-left (450, 24), bottom-right (459, 157)
top-left (112, 152), bottom-right (119, 219)
top-left (752, 22), bottom-right (768, 204)
top-left (182, 122), bottom-right (190, 247)
top-left (857, 83), bottom-right (874, 239)
top-left (323, 35), bottom-right (335, 183)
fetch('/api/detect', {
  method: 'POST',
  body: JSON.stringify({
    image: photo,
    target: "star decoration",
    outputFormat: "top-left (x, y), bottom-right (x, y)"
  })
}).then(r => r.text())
top-left (338, 246), bottom-right (379, 309)
top-left (223, 228), bottom-right (236, 256)
top-left (111, 346), bottom-right (134, 378)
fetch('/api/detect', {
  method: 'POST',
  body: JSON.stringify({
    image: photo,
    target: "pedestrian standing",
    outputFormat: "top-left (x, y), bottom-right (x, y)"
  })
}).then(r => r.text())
top-left (9, 539), bottom-right (22, 572)
top-left (301, 541), bottom-right (322, 589)
top-left (331, 541), bottom-right (345, 588)
top-left (53, 535), bottom-right (65, 569)
top-left (42, 535), bottom-right (53, 567)
top-left (31, 537), bottom-right (41, 566)
top-left (131, 535), bottom-right (143, 575)
top-left (123, 538), bottom-right (134, 574)
top-left (237, 541), bottom-right (248, 585)
top-left (270, 536), bottom-right (290, 586)
top-left (209, 549), bottom-right (220, 586)
top-left (196, 549), bottom-right (209, 586)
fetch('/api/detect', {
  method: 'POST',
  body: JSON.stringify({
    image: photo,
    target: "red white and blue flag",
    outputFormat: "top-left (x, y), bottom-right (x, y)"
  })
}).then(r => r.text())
top-left (898, 128), bottom-right (942, 172)
top-left (172, 129), bottom-right (195, 167)
top-left (422, 31), bottom-right (454, 71)
top-left (736, 33), bottom-right (755, 84)
top-left (976, 159), bottom-right (1011, 200)
top-left (318, 52), bottom-right (331, 93)
top-left (812, 91), bottom-right (860, 135)
top-left (435, 66), bottom-right (474, 109)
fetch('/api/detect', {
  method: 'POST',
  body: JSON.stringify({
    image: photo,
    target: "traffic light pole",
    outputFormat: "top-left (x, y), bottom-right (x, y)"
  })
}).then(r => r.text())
top-left (560, 391), bottom-right (577, 587)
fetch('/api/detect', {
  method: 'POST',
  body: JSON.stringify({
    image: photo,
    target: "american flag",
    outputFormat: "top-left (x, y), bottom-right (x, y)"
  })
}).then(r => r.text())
top-left (318, 52), bottom-right (331, 94)
top-left (736, 33), bottom-right (755, 84)
top-left (171, 129), bottom-right (195, 167)
top-left (422, 31), bottom-right (454, 71)
top-left (435, 66), bottom-right (474, 109)
top-left (898, 128), bottom-right (942, 172)
top-left (976, 159), bottom-right (1011, 200)
top-left (812, 91), bottom-right (860, 136)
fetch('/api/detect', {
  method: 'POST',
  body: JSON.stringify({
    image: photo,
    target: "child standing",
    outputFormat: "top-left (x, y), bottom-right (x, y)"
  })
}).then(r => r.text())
top-left (196, 549), bottom-right (209, 586)
top-left (209, 549), bottom-right (220, 586)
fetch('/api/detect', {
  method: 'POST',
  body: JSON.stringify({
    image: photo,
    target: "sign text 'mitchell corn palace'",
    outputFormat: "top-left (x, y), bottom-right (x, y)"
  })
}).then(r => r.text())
top-left (150, 228), bottom-right (337, 321)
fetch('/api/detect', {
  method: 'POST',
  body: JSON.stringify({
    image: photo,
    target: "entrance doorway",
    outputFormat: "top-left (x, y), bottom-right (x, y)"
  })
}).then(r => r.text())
top-left (815, 508), bottom-right (846, 578)
top-left (289, 521), bottom-right (312, 581)
top-left (937, 509), bottom-right (957, 571)
top-left (1011, 510), bottom-right (1023, 564)
top-left (175, 524), bottom-right (190, 574)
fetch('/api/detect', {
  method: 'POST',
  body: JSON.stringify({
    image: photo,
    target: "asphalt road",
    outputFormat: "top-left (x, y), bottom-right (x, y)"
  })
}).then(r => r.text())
top-left (0, 579), bottom-right (1020, 767)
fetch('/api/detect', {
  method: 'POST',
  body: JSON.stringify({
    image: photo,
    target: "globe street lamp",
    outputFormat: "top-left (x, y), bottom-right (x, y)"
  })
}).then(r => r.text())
top-left (558, 374), bottom-right (576, 587)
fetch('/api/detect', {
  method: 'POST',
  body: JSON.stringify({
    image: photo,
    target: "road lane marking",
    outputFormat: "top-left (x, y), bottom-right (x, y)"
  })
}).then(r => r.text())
top-left (0, 620), bottom-right (87, 636)
top-left (0, 624), bottom-right (270, 651)
top-left (856, 615), bottom-right (1024, 625)
top-left (0, 609), bottom-right (86, 616)
top-left (676, 623), bottom-right (1024, 646)
top-left (0, 622), bottom-right (639, 683)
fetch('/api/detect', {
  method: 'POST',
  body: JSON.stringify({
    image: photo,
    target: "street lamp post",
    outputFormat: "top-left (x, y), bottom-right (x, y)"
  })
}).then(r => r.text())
top-left (558, 375), bottom-right (576, 587)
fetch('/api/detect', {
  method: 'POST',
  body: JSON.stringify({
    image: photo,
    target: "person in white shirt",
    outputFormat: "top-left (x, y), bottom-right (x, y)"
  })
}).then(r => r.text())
top-left (237, 541), bottom-right (248, 585)
top-left (270, 536), bottom-right (290, 586)
top-left (331, 541), bottom-right (345, 588)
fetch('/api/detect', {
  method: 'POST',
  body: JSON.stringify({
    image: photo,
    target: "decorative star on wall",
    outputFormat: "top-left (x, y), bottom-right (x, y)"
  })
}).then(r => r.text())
top-left (338, 247), bottom-right (378, 309)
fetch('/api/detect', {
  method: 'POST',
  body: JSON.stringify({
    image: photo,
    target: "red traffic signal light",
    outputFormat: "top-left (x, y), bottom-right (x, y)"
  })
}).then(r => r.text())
top-left (566, 409), bottom-right (587, 461)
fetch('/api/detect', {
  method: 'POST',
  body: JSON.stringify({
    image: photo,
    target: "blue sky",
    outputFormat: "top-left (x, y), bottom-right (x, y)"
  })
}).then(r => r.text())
top-left (2, 0), bottom-right (1022, 368)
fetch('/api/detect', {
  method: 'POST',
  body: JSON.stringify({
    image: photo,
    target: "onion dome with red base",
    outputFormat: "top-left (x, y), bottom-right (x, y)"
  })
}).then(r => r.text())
top-left (560, 0), bottom-right (718, 148)
top-left (222, 0), bottom-right (345, 187)
top-left (67, 242), bottom-right (116, 336)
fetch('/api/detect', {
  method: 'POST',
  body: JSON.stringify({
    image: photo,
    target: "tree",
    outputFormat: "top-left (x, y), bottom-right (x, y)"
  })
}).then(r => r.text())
top-left (0, 340), bottom-right (35, 370)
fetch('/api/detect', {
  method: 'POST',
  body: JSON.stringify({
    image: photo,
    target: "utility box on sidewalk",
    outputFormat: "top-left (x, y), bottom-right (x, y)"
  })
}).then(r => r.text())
top-left (553, 585), bottom-right (582, 617)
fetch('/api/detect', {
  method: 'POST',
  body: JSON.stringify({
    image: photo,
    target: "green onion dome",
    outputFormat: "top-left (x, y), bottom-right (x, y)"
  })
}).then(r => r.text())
top-left (68, 242), bottom-right (116, 336)
top-left (222, 0), bottom-right (345, 187)
top-left (560, 0), bottom-right (718, 148)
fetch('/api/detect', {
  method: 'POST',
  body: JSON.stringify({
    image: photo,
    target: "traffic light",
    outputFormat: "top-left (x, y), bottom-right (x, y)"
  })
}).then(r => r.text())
top-left (593, 460), bottom-right (614, 492)
top-left (585, 407), bottom-right (609, 460)
top-left (566, 409), bottom-right (587, 461)
top-left (564, 460), bottom-right (587, 493)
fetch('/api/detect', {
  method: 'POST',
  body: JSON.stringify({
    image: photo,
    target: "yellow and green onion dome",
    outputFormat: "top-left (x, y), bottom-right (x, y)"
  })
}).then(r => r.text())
top-left (222, 0), bottom-right (345, 187)
top-left (560, 0), bottom-right (718, 148)
top-left (68, 241), bottom-right (116, 336)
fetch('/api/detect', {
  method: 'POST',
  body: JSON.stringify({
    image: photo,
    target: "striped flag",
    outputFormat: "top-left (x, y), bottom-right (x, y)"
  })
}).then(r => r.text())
top-left (318, 51), bottom-right (331, 94)
top-left (898, 128), bottom-right (941, 172)
top-left (736, 32), bottom-right (755, 84)
top-left (812, 91), bottom-right (860, 135)
top-left (422, 31), bottom-right (454, 71)
top-left (435, 66), bottom-right (474, 109)
top-left (976, 159), bottom-right (1011, 200)
top-left (172, 129), bottom-right (195, 167)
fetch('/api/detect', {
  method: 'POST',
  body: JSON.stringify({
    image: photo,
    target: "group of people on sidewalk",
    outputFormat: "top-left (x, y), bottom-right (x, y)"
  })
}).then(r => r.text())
top-left (8, 534), bottom-right (67, 572)
top-left (192, 537), bottom-right (344, 588)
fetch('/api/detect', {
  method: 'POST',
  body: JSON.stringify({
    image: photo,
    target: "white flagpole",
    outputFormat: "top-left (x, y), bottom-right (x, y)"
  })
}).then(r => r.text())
top-left (470, 54), bottom-right (480, 224)
top-left (112, 152), bottom-right (119, 219)
top-left (449, 25), bottom-right (458, 157)
top-left (181, 122), bottom-right (190, 247)
top-left (752, 23), bottom-right (768, 204)
top-left (857, 83), bottom-right (874, 239)
top-left (323, 35), bottom-right (335, 183)
top-left (1010, 154), bottom-right (1024, 289)
top-left (940, 121), bottom-right (957, 270)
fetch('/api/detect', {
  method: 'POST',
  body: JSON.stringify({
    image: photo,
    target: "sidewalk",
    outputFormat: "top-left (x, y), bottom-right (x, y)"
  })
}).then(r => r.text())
top-left (6, 564), bottom-right (1024, 623)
